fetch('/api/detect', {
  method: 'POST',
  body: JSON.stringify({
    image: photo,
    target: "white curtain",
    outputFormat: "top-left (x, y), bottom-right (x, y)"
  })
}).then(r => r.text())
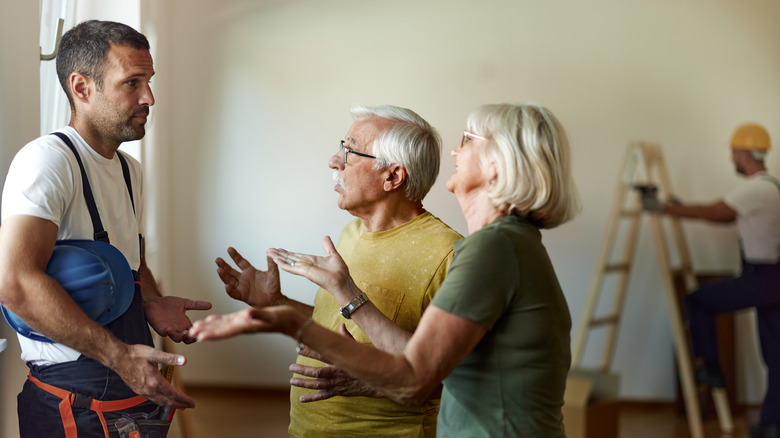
top-left (39, 0), bottom-right (74, 137)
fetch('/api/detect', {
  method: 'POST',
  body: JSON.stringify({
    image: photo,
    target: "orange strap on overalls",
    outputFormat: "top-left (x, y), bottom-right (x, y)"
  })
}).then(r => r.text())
top-left (27, 373), bottom-right (148, 438)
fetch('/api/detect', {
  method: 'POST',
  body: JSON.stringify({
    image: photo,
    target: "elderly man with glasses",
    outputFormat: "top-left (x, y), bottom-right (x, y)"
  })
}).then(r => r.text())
top-left (214, 105), bottom-right (462, 437)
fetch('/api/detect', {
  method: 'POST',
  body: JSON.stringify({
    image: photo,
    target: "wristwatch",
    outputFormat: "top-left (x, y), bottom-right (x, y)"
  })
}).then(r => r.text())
top-left (338, 292), bottom-right (369, 319)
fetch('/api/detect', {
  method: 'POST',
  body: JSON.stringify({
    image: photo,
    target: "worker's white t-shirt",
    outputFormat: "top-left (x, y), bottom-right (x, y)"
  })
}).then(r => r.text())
top-left (1, 126), bottom-right (144, 365)
top-left (723, 172), bottom-right (780, 263)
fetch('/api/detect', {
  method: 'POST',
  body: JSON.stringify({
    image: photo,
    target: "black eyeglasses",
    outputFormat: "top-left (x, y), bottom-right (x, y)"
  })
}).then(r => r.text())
top-left (340, 140), bottom-right (376, 164)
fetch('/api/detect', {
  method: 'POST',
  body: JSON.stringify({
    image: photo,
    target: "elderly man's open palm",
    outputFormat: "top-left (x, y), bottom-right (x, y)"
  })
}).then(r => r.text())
top-left (216, 247), bottom-right (283, 308)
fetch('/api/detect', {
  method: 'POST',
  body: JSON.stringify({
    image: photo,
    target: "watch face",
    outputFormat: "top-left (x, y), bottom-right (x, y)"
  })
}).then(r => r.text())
top-left (339, 293), bottom-right (367, 319)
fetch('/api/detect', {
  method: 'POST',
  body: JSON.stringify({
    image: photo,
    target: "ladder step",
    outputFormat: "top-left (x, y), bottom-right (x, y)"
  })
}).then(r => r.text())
top-left (620, 209), bottom-right (642, 218)
top-left (589, 315), bottom-right (619, 327)
top-left (604, 263), bottom-right (630, 272)
top-left (672, 264), bottom-right (694, 275)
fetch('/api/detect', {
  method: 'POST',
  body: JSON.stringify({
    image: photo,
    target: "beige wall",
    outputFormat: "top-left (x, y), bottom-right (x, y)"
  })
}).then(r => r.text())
top-left (0, 1), bottom-right (40, 436)
top-left (1, 4), bottom-right (779, 435)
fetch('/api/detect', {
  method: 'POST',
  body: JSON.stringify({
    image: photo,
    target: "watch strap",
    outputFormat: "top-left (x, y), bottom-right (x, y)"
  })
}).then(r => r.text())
top-left (339, 292), bottom-right (369, 319)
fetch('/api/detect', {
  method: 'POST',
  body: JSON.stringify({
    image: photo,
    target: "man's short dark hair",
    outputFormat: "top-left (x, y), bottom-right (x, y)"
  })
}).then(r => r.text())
top-left (56, 20), bottom-right (150, 109)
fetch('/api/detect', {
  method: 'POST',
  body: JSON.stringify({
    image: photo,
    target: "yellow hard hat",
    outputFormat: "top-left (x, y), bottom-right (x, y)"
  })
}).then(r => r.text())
top-left (730, 123), bottom-right (771, 151)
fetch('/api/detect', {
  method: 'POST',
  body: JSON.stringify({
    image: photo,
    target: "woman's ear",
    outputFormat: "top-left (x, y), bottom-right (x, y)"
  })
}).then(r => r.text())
top-left (485, 160), bottom-right (498, 186)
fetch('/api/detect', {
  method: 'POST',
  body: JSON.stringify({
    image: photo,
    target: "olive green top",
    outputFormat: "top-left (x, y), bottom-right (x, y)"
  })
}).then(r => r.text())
top-left (432, 215), bottom-right (571, 438)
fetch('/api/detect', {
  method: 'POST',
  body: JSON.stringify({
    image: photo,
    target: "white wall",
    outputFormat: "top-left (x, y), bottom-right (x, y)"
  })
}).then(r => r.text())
top-left (0, 1), bottom-right (40, 436)
top-left (151, 0), bottom-right (780, 403)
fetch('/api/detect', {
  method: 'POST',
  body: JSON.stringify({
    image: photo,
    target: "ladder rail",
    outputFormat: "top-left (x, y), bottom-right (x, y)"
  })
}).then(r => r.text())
top-left (648, 213), bottom-right (705, 438)
top-left (653, 147), bottom-right (699, 291)
top-left (598, 196), bottom-right (644, 371)
top-left (640, 143), bottom-right (704, 438)
top-left (572, 147), bottom-right (639, 367)
top-left (648, 143), bottom-right (733, 433)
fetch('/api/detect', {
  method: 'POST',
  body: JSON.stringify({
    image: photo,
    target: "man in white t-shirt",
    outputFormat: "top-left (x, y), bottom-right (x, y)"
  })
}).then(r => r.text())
top-left (643, 123), bottom-right (780, 438)
top-left (0, 20), bottom-right (211, 437)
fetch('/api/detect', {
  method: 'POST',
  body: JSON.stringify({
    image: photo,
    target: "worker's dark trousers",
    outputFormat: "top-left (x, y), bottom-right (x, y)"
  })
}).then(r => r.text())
top-left (18, 358), bottom-right (159, 437)
top-left (17, 273), bottom-right (157, 437)
top-left (685, 259), bottom-right (780, 425)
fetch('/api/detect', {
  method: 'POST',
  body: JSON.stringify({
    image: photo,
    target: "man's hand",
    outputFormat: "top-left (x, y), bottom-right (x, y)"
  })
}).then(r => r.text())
top-left (289, 323), bottom-right (380, 402)
top-left (111, 343), bottom-right (195, 409)
top-left (144, 296), bottom-right (212, 343)
top-left (289, 362), bottom-right (382, 402)
top-left (216, 247), bottom-right (284, 308)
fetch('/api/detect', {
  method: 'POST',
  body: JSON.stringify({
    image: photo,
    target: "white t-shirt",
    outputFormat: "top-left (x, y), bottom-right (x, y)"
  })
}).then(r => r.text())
top-left (723, 172), bottom-right (780, 263)
top-left (1, 126), bottom-right (145, 364)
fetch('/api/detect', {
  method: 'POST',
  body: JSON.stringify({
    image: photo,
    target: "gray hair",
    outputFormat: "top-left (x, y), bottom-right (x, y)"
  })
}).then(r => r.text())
top-left (467, 103), bottom-right (581, 229)
top-left (350, 105), bottom-right (441, 202)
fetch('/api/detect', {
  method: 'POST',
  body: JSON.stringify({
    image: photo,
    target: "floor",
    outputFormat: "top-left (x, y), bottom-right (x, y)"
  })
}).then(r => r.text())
top-left (167, 386), bottom-right (762, 438)
top-left (168, 387), bottom-right (290, 438)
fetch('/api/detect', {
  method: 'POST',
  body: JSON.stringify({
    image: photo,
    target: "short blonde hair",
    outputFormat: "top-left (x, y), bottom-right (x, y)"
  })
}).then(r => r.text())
top-left (466, 103), bottom-right (581, 229)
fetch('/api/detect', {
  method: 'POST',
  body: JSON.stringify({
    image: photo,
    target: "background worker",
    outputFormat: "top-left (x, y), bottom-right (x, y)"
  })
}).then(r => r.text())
top-left (214, 104), bottom-right (462, 437)
top-left (0, 20), bottom-right (211, 437)
top-left (642, 123), bottom-right (780, 438)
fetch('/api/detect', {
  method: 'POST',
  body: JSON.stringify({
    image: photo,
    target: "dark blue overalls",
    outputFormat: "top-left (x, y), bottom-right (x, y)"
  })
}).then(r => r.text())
top-left (17, 133), bottom-right (159, 437)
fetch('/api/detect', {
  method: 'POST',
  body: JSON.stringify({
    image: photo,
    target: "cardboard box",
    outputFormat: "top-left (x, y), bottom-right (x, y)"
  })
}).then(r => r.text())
top-left (562, 369), bottom-right (620, 438)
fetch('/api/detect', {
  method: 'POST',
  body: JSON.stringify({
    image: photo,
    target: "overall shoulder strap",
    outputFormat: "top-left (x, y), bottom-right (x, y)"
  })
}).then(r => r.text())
top-left (115, 151), bottom-right (136, 214)
top-left (758, 174), bottom-right (780, 194)
top-left (115, 151), bottom-right (143, 260)
top-left (51, 132), bottom-right (109, 243)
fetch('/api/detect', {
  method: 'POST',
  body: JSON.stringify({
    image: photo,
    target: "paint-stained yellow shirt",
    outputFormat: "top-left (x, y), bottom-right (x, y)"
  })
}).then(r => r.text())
top-left (288, 211), bottom-right (462, 438)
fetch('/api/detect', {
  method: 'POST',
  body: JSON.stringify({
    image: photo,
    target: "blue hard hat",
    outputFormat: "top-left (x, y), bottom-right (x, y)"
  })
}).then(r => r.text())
top-left (1, 240), bottom-right (135, 343)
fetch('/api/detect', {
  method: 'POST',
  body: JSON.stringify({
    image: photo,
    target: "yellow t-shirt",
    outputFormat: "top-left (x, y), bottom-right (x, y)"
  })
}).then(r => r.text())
top-left (289, 211), bottom-right (462, 438)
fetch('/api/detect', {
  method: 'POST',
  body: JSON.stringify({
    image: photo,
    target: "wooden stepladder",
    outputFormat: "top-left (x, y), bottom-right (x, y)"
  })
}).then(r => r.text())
top-left (571, 142), bottom-right (733, 438)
